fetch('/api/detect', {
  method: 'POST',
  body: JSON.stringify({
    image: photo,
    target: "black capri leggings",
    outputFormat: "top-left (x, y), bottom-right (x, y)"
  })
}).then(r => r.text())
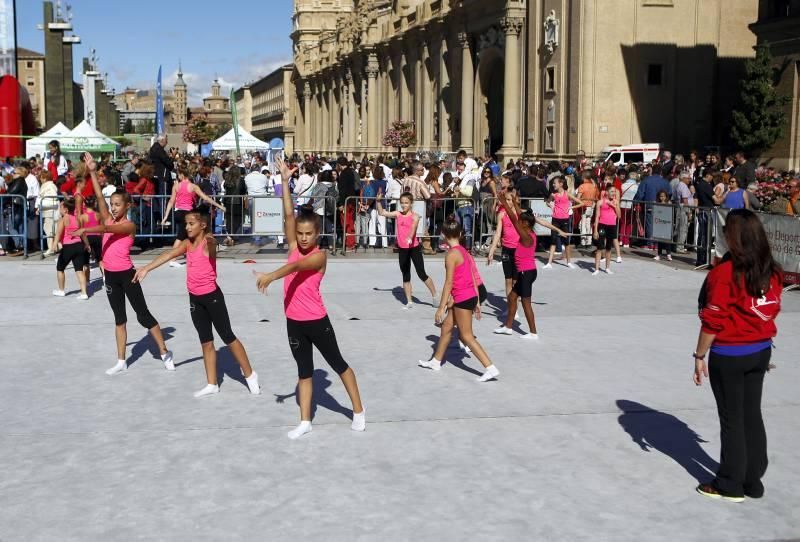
top-left (287, 315), bottom-right (350, 380)
top-left (190, 288), bottom-right (236, 344)
top-left (174, 210), bottom-right (190, 241)
top-left (104, 268), bottom-right (158, 329)
top-left (398, 245), bottom-right (428, 283)
top-left (56, 242), bottom-right (87, 272)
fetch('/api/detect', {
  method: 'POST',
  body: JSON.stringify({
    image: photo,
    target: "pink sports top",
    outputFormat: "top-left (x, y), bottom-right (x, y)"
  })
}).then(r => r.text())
top-left (186, 238), bottom-right (217, 296)
top-left (62, 214), bottom-right (82, 245)
top-left (284, 247), bottom-right (327, 321)
top-left (85, 210), bottom-right (101, 236)
top-left (500, 210), bottom-right (520, 249)
top-left (552, 192), bottom-right (571, 220)
top-left (451, 245), bottom-right (482, 303)
top-left (598, 197), bottom-right (618, 226)
top-left (175, 179), bottom-right (196, 211)
top-left (102, 218), bottom-right (134, 272)
top-left (395, 211), bottom-right (419, 249)
top-left (514, 234), bottom-right (538, 273)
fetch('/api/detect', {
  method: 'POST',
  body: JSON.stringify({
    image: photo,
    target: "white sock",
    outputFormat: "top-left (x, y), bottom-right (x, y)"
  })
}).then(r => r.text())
top-left (288, 420), bottom-right (312, 440)
top-left (351, 407), bottom-right (366, 432)
top-left (418, 358), bottom-right (442, 370)
top-left (477, 365), bottom-right (500, 382)
top-left (245, 371), bottom-right (260, 394)
top-left (521, 333), bottom-right (539, 340)
top-left (161, 350), bottom-right (174, 371)
top-left (105, 359), bottom-right (127, 375)
top-left (194, 384), bottom-right (219, 398)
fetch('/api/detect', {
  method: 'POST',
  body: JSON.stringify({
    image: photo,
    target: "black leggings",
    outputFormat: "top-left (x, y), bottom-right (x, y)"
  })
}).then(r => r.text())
top-left (190, 288), bottom-right (236, 344)
top-left (287, 315), bottom-right (350, 380)
top-left (398, 245), bottom-right (428, 283)
top-left (104, 268), bottom-right (158, 328)
top-left (56, 242), bottom-right (87, 272)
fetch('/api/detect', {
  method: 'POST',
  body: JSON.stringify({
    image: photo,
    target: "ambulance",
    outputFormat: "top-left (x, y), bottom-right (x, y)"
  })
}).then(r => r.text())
top-left (597, 143), bottom-right (661, 166)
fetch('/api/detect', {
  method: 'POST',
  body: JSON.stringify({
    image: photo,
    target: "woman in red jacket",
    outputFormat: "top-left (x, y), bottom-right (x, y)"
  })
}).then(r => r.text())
top-left (693, 209), bottom-right (783, 503)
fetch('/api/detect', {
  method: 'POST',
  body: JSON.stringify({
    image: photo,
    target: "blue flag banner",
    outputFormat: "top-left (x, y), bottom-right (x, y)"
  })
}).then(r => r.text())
top-left (156, 66), bottom-right (164, 135)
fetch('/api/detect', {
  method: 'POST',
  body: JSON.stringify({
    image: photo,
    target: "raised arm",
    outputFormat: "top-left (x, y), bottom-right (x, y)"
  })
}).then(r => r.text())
top-left (132, 240), bottom-right (190, 283)
top-left (499, 195), bottom-right (532, 246)
top-left (376, 189), bottom-right (398, 218)
top-left (276, 157), bottom-right (299, 248)
top-left (84, 153), bottom-right (109, 222)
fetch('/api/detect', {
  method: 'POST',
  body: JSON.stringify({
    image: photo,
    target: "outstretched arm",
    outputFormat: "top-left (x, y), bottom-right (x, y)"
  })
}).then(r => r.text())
top-left (191, 184), bottom-right (225, 211)
top-left (534, 216), bottom-right (568, 238)
top-left (133, 241), bottom-right (190, 283)
top-left (254, 250), bottom-right (326, 294)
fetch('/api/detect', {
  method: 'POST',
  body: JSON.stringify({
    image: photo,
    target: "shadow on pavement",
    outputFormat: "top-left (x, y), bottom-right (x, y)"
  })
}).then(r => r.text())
top-left (274, 369), bottom-right (353, 421)
top-left (616, 399), bottom-right (718, 484)
top-left (127, 326), bottom-right (176, 368)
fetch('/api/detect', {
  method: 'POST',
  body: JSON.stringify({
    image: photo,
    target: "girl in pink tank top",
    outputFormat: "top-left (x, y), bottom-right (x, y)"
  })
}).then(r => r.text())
top-left (493, 194), bottom-right (568, 340)
top-left (422, 219), bottom-right (499, 382)
top-left (592, 187), bottom-right (621, 275)
top-left (52, 197), bottom-right (90, 299)
top-left (134, 211), bottom-right (259, 398)
top-left (254, 156), bottom-right (365, 440)
top-left (487, 189), bottom-right (522, 303)
top-left (376, 190), bottom-right (437, 308)
top-left (544, 177), bottom-right (582, 269)
top-left (74, 152), bottom-right (173, 376)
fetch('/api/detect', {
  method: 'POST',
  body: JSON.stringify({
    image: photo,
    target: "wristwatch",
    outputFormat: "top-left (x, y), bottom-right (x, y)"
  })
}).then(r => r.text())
top-left (693, 352), bottom-right (706, 360)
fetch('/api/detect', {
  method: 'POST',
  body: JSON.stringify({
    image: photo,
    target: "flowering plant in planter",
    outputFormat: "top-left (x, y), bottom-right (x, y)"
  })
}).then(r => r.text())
top-left (382, 121), bottom-right (416, 159)
top-left (183, 117), bottom-right (215, 145)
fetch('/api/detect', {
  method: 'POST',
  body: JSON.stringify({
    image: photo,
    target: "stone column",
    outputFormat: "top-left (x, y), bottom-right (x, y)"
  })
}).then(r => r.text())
top-left (303, 82), bottom-right (312, 153)
top-left (439, 36), bottom-right (451, 150)
top-left (458, 31), bottom-right (474, 154)
top-left (499, 16), bottom-right (524, 160)
top-left (420, 37), bottom-right (434, 150)
top-left (366, 52), bottom-right (380, 151)
top-left (342, 69), bottom-right (353, 153)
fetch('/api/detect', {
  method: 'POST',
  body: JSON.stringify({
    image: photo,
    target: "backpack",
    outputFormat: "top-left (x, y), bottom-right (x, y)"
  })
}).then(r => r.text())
top-left (324, 184), bottom-right (338, 216)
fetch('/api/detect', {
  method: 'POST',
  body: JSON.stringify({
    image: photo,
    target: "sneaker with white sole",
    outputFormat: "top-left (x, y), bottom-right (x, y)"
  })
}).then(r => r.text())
top-left (696, 483), bottom-right (744, 503)
top-left (521, 333), bottom-right (539, 340)
top-left (52, 289), bottom-right (66, 297)
top-left (616, 257), bottom-right (623, 263)
top-left (592, 269), bottom-right (600, 276)
top-left (105, 359), bottom-right (127, 375)
top-left (567, 263), bottom-right (577, 269)
top-left (161, 350), bottom-right (175, 371)
top-left (493, 326), bottom-right (513, 335)
top-left (418, 358), bottom-right (442, 371)
top-left (543, 263), bottom-right (553, 269)
top-left (77, 293), bottom-right (89, 300)
top-left (605, 269), bottom-right (614, 275)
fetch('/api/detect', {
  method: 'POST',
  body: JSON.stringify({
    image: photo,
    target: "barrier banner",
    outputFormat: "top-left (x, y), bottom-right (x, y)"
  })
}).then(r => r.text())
top-left (715, 209), bottom-right (800, 284)
top-left (252, 197), bottom-right (283, 234)
top-left (528, 199), bottom-right (553, 236)
top-left (653, 204), bottom-right (674, 241)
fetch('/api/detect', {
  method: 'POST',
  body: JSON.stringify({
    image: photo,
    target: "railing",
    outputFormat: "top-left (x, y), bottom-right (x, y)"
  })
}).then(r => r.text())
top-left (341, 195), bottom-right (479, 255)
top-left (0, 194), bottom-right (29, 258)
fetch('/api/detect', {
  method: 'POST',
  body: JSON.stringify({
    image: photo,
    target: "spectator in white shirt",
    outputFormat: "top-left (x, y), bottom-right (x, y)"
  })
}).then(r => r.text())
top-left (293, 164), bottom-right (317, 205)
top-left (672, 172), bottom-right (694, 253)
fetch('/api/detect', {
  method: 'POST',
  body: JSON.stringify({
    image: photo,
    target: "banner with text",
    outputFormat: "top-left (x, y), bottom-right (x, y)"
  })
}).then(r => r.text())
top-left (252, 197), bottom-right (283, 234)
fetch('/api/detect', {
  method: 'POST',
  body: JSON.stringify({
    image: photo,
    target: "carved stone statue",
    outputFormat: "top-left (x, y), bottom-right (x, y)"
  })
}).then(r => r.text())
top-left (544, 10), bottom-right (560, 54)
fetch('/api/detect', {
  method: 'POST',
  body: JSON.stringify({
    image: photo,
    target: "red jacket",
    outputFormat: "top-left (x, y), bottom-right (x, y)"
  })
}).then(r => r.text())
top-left (699, 260), bottom-right (782, 344)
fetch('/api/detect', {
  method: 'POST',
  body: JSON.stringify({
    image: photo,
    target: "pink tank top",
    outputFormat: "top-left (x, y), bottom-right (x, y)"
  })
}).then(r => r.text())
top-left (500, 210), bottom-right (520, 249)
top-left (186, 238), bottom-right (217, 296)
top-left (175, 179), bottom-right (196, 211)
top-left (395, 212), bottom-right (419, 249)
top-left (62, 214), bottom-right (82, 245)
top-left (552, 192), bottom-right (570, 220)
top-left (598, 197), bottom-right (617, 226)
top-left (102, 218), bottom-right (134, 272)
top-left (514, 235), bottom-right (537, 273)
top-left (451, 245), bottom-right (482, 303)
top-left (85, 210), bottom-right (101, 237)
top-left (284, 247), bottom-right (327, 321)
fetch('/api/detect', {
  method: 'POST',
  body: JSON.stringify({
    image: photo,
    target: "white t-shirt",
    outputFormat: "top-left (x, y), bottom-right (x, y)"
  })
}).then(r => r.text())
top-left (294, 173), bottom-right (316, 205)
top-left (380, 164), bottom-right (392, 180)
top-left (620, 179), bottom-right (638, 209)
top-left (244, 171), bottom-right (268, 195)
top-left (102, 185), bottom-right (117, 208)
top-left (25, 174), bottom-right (40, 199)
top-left (386, 177), bottom-right (403, 200)
top-left (463, 157), bottom-right (479, 175)
top-left (44, 154), bottom-right (68, 176)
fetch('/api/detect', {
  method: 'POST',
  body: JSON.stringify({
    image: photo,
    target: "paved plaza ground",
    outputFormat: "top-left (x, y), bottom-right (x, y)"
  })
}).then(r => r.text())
top-left (1, 250), bottom-right (798, 541)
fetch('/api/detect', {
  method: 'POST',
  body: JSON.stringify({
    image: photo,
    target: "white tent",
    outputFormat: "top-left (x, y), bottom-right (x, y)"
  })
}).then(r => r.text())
top-left (25, 122), bottom-right (72, 158)
top-left (211, 125), bottom-right (270, 152)
top-left (59, 120), bottom-right (119, 155)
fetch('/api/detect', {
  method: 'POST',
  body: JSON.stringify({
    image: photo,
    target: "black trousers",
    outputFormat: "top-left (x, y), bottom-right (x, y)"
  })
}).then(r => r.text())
top-left (709, 347), bottom-right (770, 497)
top-left (190, 288), bottom-right (236, 345)
top-left (398, 245), bottom-right (428, 283)
top-left (287, 315), bottom-right (350, 380)
top-left (104, 268), bottom-right (158, 329)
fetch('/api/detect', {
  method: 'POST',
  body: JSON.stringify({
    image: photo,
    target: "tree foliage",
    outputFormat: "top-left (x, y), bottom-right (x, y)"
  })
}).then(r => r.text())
top-left (182, 117), bottom-right (215, 145)
top-left (382, 120), bottom-right (416, 158)
top-left (730, 42), bottom-right (791, 156)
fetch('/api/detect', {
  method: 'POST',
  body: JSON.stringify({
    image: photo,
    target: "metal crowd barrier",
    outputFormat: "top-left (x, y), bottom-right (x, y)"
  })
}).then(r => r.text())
top-left (0, 194), bottom-right (28, 258)
top-left (341, 195), bottom-right (479, 255)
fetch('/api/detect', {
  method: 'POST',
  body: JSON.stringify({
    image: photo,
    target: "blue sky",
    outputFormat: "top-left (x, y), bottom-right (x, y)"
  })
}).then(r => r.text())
top-left (16, 0), bottom-right (294, 105)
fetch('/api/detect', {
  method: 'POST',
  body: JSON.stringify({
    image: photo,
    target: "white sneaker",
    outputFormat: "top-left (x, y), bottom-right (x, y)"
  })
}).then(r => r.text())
top-left (77, 293), bottom-right (89, 300)
top-left (521, 333), bottom-right (539, 340)
top-left (606, 269), bottom-right (614, 275)
top-left (616, 257), bottom-right (623, 263)
top-left (653, 255), bottom-right (661, 261)
top-left (105, 360), bottom-right (127, 375)
top-left (161, 350), bottom-right (175, 371)
top-left (52, 289), bottom-right (66, 297)
top-left (543, 263), bottom-right (553, 269)
top-left (567, 262), bottom-right (577, 269)
top-left (418, 359), bottom-right (442, 371)
top-left (493, 326), bottom-right (513, 336)
top-left (591, 269), bottom-right (600, 276)
top-left (403, 303), bottom-right (413, 310)
top-left (245, 371), bottom-right (261, 394)
top-left (169, 260), bottom-right (185, 268)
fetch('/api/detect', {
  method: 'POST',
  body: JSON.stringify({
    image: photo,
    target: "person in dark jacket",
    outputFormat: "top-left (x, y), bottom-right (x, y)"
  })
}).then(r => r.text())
top-left (732, 151), bottom-right (756, 186)
top-left (3, 167), bottom-right (29, 255)
top-left (694, 171), bottom-right (717, 266)
top-left (336, 157), bottom-right (358, 251)
top-left (633, 163), bottom-right (671, 240)
top-left (148, 135), bottom-right (174, 196)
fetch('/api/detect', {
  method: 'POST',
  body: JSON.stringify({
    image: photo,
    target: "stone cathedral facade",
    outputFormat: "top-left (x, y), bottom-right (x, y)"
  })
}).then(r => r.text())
top-left (291, 0), bottom-right (756, 162)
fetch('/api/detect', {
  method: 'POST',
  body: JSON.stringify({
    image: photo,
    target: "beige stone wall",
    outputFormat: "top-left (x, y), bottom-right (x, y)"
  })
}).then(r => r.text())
top-left (17, 57), bottom-right (46, 128)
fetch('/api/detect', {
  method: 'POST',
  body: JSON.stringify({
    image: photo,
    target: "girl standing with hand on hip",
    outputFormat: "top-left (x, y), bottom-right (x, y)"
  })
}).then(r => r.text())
top-left (693, 209), bottom-right (782, 503)
top-left (254, 157), bottom-right (365, 440)
top-left (134, 211), bottom-right (260, 398)
top-left (74, 153), bottom-right (173, 375)
top-left (376, 190), bottom-right (437, 308)
top-left (420, 220), bottom-right (498, 382)
top-left (592, 186), bottom-right (621, 275)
